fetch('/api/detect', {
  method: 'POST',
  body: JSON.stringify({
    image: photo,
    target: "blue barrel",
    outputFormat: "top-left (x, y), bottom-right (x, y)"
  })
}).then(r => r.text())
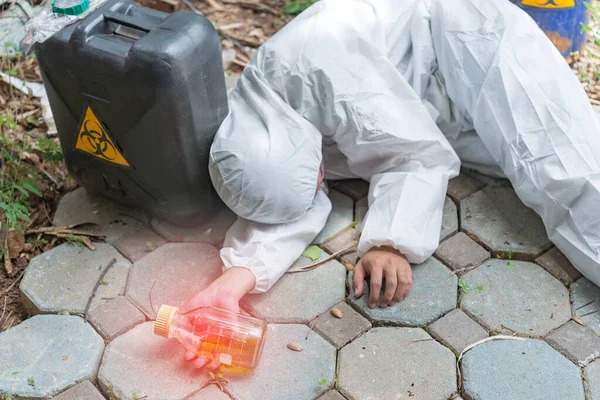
top-left (510, 0), bottom-right (590, 57)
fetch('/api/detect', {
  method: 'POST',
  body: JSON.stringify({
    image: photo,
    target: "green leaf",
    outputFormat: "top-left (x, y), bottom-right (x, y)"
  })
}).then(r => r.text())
top-left (27, 377), bottom-right (35, 387)
top-left (12, 184), bottom-right (29, 198)
top-left (283, 2), bottom-right (303, 14)
top-left (302, 245), bottom-right (322, 261)
top-left (21, 182), bottom-right (42, 197)
top-left (316, 378), bottom-right (328, 386)
top-left (209, 371), bottom-right (216, 379)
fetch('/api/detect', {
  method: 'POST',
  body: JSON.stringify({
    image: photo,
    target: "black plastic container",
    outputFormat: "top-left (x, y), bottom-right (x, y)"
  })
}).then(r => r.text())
top-left (35, 0), bottom-right (229, 226)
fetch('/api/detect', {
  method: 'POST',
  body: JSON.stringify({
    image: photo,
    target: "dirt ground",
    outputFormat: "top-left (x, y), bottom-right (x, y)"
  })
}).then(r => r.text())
top-left (1, 0), bottom-right (599, 332)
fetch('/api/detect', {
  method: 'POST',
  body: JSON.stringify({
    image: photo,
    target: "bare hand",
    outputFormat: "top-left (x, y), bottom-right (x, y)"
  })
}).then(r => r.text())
top-left (353, 247), bottom-right (412, 308)
top-left (180, 267), bottom-right (256, 370)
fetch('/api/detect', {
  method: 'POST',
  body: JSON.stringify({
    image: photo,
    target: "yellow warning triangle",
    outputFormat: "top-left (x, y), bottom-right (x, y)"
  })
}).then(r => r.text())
top-left (75, 107), bottom-right (130, 167)
top-left (521, 0), bottom-right (574, 9)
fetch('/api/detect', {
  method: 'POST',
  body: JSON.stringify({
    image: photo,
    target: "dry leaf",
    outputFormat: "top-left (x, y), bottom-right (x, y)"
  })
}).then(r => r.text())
top-left (330, 307), bottom-right (343, 319)
top-left (6, 229), bottom-right (24, 258)
top-left (572, 316), bottom-right (586, 326)
top-left (287, 342), bottom-right (303, 352)
top-left (342, 262), bottom-right (354, 271)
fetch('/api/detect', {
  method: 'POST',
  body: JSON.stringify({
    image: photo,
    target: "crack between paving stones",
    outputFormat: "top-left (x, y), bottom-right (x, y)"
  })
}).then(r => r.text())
top-left (84, 257), bottom-right (116, 322)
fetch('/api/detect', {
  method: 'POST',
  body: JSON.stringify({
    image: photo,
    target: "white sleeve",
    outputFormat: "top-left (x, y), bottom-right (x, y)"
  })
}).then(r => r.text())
top-left (220, 189), bottom-right (331, 293)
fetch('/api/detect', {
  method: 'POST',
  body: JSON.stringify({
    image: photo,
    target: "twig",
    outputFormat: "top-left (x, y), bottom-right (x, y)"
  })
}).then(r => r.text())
top-left (0, 296), bottom-right (7, 324)
top-left (29, 229), bottom-right (105, 238)
top-left (25, 223), bottom-right (86, 233)
top-left (219, 0), bottom-right (278, 14)
top-left (0, 268), bottom-right (26, 297)
top-left (38, 165), bottom-right (58, 185)
top-left (287, 241), bottom-right (358, 274)
top-left (182, 0), bottom-right (202, 14)
top-left (84, 258), bottom-right (116, 322)
top-left (41, 202), bottom-right (52, 225)
top-left (56, 233), bottom-right (97, 250)
top-left (3, 234), bottom-right (12, 276)
top-left (222, 31), bottom-right (263, 48)
top-left (216, 30), bottom-right (251, 59)
top-left (205, 0), bottom-right (224, 11)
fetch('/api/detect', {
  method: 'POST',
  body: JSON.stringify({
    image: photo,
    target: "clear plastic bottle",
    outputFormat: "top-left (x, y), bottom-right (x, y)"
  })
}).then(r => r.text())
top-left (154, 304), bottom-right (267, 370)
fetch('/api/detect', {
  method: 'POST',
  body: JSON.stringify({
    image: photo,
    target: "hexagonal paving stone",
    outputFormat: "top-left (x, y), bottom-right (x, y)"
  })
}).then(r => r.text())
top-left (0, 315), bottom-right (104, 399)
top-left (52, 380), bottom-right (105, 400)
top-left (98, 322), bottom-right (208, 400)
top-left (114, 227), bottom-right (166, 262)
top-left (428, 309), bottom-right (488, 354)
top-left (462, 169), bottom-right (511, 188)
top-left (460, 186), bottom-right (551, 258)
top-left (585, 359), bottom-right (600, 400)
top-left (355, 197), bottom-right (368, 228)
top-left (536, 247), bottom-right (582, 285)
top-left (20, 243), bottom-right (131, 315)
top-left (53, 187), bottom-right (146, 243)
top-left (226, 324), bottom-right (336, 400)
top-left (87, 296), bottom-right (146, 341)
top-left (348, 258), bottom-right (457, 326)
top-left (330, 179), bottom-right (369, 200)
top-left (313, 301), bottom-right (372, 349)
top-left (461, 338), bottom-right (584, 400)
top-left (461, 260), bottom-right (570, 336)
top-left (435, 232), bottom-right (490, 271)
top-left (338, 327), bottom-right (457, 399)
top-left (150, 208), bottom-right (237, 246)
top-left (126, 243), bottom-right (222, 318)
top-left (314, 190), bottom-right (354, 244)
top-left (241, 253), bottom-right (346, 323)
top-left (571, 278), bottom-right (600, 336)
top-left (318, 390), bottom-right (347, 400)
top-left (447, 173), bottom-right (485, 202)
top-left (546, 321), bottom-right (600, 367)
top-left (441, 196), bottom-right (458, 241)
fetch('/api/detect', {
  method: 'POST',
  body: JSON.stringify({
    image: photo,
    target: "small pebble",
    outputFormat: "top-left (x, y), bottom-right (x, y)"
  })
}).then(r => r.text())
top-left (287, 342), bottom-right (303, 352)
top-left (330, 307), bottom-right (343, 319)
top-left (23, 243), bottom-right (33, 252)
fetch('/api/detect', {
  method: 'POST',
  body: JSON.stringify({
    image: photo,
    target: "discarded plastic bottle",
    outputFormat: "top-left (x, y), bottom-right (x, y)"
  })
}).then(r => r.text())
top-left (154, 304), bottom-right (267, 370)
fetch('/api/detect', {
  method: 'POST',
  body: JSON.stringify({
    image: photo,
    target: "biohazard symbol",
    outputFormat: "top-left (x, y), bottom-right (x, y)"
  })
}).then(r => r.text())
top-left (521, 0), bottom-right (575, 9)
top-left (75, 107), bottom-right (130, 167)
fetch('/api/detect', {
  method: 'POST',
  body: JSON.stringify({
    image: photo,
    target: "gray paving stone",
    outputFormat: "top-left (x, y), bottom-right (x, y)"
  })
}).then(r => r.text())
top-left (441, 196), bottom-right (458, 241)
top-left (435, 232), bottom-right (490, 271)
top-left (226, 324), bottom-right (336, 400)
top-left (355, 197), bottom-right (368, 229)
top-left (341, 251), bottom-right (359, 266)
top-left (0, 315), bottom-right (104, 399)
top-left (338, 327), bottom-right (457, 400)
top-left (241, 253), bottom-right (346, 323)
top-left (585, 358), bottom-right (600, 400)
top-left (546, 321), bottom-right (600, 367)
top-left (463, 169), bottom-right (511, 188)
top-left (126, 243), bottom-right (222, 319)
top-left (321, 227), bottom-right (360, 256)
top-left (318, 390), bottom-right (347, 400)
top-left (572, 277), bottom-right (600, 336)
top-left (447, 173), bottom-right (486, 202)
top-left (188, 385), bottom-right (231, 400)
top-left (98, 322), bottom-right (208, 400)
top-left (88, 296), bottom-right (146, 341)
top-left (330, 179), bottom-right (369, 200)
top-left (225, 75), bottom-right (239, 91)
top-left (314, 190), bottom-right (354, 244)
top-left (313, 301), bottom-right (372, 349)
top-left (151, 208), bottom-right (237, 246)
top-left (536, 247), bottom-right (582, 285)
top-left (53, 187), bottom-right (146, 243)
top-left (348, 257), bottom-right (457, 326)
top-left (114, 227), bottom-right (166, 262)
top-left (460, 186), bottom-right (551, 258)
top-left (461, 338), bottom-right (584, 400)
top-left (461, 260), bottom-right (570, 336)
top-left (20, 243), bottom-right (131, 315)
top-left (428, 309), bottom-right (488, 354)
top-left (51, 380), bottom-right (105, 400)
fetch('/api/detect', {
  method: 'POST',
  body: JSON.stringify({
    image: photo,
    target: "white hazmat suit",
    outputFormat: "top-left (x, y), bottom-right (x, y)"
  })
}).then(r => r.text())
top-left (209, 0), bottom-right (600, 293)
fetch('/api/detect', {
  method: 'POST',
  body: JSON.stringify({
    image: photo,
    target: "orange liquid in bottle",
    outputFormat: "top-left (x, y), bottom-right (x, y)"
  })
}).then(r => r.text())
top-left (154, 305), bottom-right (267, 371)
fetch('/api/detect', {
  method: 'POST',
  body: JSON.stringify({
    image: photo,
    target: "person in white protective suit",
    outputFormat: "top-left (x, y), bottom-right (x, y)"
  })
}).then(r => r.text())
top-left (181, 0), bottom-right (600, 369)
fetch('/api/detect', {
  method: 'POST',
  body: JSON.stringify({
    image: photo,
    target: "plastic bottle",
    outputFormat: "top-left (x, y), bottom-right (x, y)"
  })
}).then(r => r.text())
top-left (153, 304), bottom-right (267, 370)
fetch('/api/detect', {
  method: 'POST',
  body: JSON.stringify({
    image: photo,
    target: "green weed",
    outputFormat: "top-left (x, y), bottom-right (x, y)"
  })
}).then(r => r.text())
top-left (284, 0), bottom-right (318, 15)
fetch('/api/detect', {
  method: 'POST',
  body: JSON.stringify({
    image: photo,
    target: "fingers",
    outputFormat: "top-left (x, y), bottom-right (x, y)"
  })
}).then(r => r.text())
top-left (192, 356), bottom-right (209, 369)
top-left (396, 267), bottom-right (413, 304)
top-left (379, 267), bottom-right (398, 308)
top-left (369, 266), bottom-right (383, 309)
top-left (353, 261), bottom-right (366, 298)
top-left (184, 351), bottom-right (196, 361)
top-left (181, 291), bottom-right (209, 313)
top-left (205, 359), bottom-right (221, 371)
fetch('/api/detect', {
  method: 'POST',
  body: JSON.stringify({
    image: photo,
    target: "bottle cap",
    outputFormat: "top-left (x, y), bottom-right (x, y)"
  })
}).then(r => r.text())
top-left (52, 0), bottom-right (90, 16)
top-left (154, 304), bottom-right (179, 338)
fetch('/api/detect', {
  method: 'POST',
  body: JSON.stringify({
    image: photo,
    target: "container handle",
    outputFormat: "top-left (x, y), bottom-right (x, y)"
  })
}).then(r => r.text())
top-left (103, 11), bottom-right (155, 33)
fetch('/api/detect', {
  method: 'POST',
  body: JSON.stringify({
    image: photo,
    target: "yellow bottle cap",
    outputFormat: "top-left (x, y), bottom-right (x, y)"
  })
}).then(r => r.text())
top-left (154, 304), bottom-right (179, 338)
